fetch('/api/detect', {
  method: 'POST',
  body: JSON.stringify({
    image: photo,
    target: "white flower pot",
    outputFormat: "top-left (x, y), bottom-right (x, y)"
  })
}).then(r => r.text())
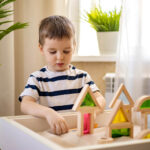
top-left (97, 32), bottom-right (119, 55)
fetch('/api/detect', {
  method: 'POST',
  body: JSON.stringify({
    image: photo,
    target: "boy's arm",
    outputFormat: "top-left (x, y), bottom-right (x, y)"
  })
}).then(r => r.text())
top-left (94, 91), bottom-right (106, 113)
top-left (21, 96), bottom-right (68, 135)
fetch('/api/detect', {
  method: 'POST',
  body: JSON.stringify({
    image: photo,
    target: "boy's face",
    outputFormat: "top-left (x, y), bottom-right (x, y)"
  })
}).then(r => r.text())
top-left (39, 37), bottom-right (75, 72)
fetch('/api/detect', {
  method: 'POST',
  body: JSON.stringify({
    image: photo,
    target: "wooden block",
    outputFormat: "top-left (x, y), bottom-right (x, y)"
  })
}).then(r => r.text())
top-left (109, 84), bottom-right (134, 108)
top-left (77, 110), bottom-right (95, 136)
top-left (106, 127), bottom-right (112, 138)
top-left (124, 108), bottom-right (131, 122)
top-left (140, 109), bottom-right (150, 113)
top-left (141, 113), bottom-right (147, 130)
top-left (78, 106), bottom-right (96, 113)
top-left (90, 111), bottom-right (94, 134)
top-left (97, 137), bottom-right (114, 144)
top-left (106, 100), bottom-right (130, 126)
top-left (134, 95), bottom-right (150, 112)
top-left (72, 84), bottom-right (102, 111)
top-left (110, 122), bottom-right (132, 129)
top-left (105, 99), bottom-right (133, 139)
top-left (83, 113), bottom-right (90, 134)
top-left (77, 112), bottom-right (84, 136)
top-left (110, 124), bottom-right (133, 138)
top-left (135, 129), bottom-right (150, 139)
top-left (130, 125), bottom-right (134, 138)
top-left (72, 84), bottom-right (104, 136)
top-left (72, 85), bottom-right (89, 111)
top-left (123, 105), bottom-right (133, 109)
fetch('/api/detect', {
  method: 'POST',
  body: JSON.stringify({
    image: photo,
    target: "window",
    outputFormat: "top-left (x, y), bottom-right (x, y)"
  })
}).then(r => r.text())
top-left (67, 0), bottom-right (122, 56)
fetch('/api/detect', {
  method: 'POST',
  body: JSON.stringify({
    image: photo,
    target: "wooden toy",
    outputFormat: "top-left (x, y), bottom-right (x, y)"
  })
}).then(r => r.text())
top-left (134, 96), bottom-right (150, 130)
top-left (135, 129), bottom-right (150, 139)
top-left (1, 83), bottom-right (150, 149)
top-left (1, 114), bottom-right (150, 150)
top-left (106, 100), bottom-right (133, 138)
top-left (109, 83), bottom-right (134, 120)
top-left (72, 84), bottom-right (102, 136)
top-left (97, 137), bottom-right (114, 144)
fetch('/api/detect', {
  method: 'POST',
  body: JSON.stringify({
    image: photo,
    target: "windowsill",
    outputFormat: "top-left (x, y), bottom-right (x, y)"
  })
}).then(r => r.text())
top-left (72, 55), bottom-right (116, 62)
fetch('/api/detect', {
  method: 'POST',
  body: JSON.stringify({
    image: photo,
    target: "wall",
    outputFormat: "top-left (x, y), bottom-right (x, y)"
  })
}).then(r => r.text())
top-left (72, 62), bottom-right (116, 96)
top-left (0, 3), bottom-right (15, 116)
top-left (14, 0), bottom-right (68, 115)
top-left (0, 0), bottom-right (116, 116)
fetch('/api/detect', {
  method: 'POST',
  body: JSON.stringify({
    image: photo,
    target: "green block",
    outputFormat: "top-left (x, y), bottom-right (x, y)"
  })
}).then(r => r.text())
top-left (112, 128), bottom-right (130, 138)
top-left (81, 93), bottom-right (96, 107)
top-left (140, 100), bottom-right (150, 109)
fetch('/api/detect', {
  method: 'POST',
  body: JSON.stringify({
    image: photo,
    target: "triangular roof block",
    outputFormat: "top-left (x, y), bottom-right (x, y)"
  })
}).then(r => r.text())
top-left (107, 100), bottom-right (130, 126)
top-left (72, 84), bottom-right (102, 111)
top-left (109, 83), bottom-right (134, 108)
top-left (112, 109), bottom-right (127, 124)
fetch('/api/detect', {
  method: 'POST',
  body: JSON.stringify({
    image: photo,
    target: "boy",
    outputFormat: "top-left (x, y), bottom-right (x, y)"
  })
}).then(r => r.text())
top-left (19, 15), bottom-right (105, 135)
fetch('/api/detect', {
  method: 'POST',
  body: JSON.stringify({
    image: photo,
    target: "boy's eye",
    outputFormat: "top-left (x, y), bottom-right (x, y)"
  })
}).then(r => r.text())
top-left (49, 51), bottom-right (56, 54)
top-left (63, 50), bottom-right (71, 54)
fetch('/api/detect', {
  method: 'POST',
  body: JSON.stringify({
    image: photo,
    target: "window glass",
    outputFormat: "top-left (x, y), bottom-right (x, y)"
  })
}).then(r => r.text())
top-left (78, 0), bottom-right (122, 56)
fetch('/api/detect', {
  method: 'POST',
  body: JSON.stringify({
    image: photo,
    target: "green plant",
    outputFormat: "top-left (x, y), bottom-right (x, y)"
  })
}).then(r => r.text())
top-left (0, 0), bottom-right (28, 40)
top-left (83, 6), bottom-right (121, 32)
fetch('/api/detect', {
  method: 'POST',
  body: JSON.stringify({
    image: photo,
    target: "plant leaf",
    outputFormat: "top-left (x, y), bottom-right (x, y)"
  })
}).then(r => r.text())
top-left (83, 6), bottom-right (122, 32)
top-left (0, 9), bottom-right (13, 18)
top-left (0, 0), bottom-right (28, 40)
top-left (0, 20), bottom-right (12, 25)
top-left (0, 22), bottom-right (28, 40)
top-left (0, 0), bottom-right (15, 9)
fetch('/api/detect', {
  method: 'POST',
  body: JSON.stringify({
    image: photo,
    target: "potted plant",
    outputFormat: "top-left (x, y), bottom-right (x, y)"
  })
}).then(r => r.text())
top-left (84, 6), bottom-right (121, 55)
top-left (0, 0), bottom-right (28, 40)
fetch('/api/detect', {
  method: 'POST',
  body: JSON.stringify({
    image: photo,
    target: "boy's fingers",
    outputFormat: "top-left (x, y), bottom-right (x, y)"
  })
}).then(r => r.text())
top-left (60, 121), bottom-right (68, 134)
top-left (55, 123), bottom-right (62, 135)
top-left (63, 120), bottom-right (69, 132)
top-left (49, 124), bottom-right (56, 134)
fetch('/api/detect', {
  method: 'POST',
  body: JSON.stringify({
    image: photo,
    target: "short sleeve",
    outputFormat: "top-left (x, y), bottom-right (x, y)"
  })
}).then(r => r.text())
top-left (19, 75), bottom-right (40, 102)
top-left (84, 72), bottom-right (100, 92)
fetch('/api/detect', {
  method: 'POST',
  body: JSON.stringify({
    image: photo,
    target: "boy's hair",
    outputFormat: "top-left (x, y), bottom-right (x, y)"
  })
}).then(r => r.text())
top-left (39, 15), bottom-right (75, 46)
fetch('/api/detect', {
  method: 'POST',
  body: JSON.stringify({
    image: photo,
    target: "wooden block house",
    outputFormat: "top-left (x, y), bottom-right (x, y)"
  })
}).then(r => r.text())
top-left (109, 83), bottom-right (134, 120)
top-left (106, 100), bottom-right (133, 138)
top-left (72, 84), bottom-right (102, 136)
top-left (134, 96), bottom-right (150, 130)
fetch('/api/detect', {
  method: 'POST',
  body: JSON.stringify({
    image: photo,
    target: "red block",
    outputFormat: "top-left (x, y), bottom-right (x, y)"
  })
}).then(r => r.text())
top-left (83, 113), bottom-right (90, 134)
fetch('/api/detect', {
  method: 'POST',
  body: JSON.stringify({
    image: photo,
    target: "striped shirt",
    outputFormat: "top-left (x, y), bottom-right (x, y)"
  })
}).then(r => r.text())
top-left (19, 65), bottom-right (99, 111)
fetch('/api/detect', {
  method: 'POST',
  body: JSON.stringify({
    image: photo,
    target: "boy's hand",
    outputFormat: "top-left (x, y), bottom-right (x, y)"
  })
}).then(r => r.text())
top-left (21, 96), bottom-right (68, 135)
top-left (93, 91), bottom-right (106, 120)
top-left (45, 109), bottom-right (69, 135)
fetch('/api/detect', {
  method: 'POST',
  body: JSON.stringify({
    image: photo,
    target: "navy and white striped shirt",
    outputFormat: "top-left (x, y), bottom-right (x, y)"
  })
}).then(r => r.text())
top-left (19, 65), bottom-right (99, 111)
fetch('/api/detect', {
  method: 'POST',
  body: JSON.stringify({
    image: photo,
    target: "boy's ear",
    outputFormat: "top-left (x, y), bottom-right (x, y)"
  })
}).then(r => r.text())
top-left (39, 43), bottom-right (44, 54)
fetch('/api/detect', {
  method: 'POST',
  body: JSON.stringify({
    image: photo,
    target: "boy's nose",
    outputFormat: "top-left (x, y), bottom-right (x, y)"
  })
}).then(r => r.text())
top-left (57, 52), bottom-right (64, 60)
